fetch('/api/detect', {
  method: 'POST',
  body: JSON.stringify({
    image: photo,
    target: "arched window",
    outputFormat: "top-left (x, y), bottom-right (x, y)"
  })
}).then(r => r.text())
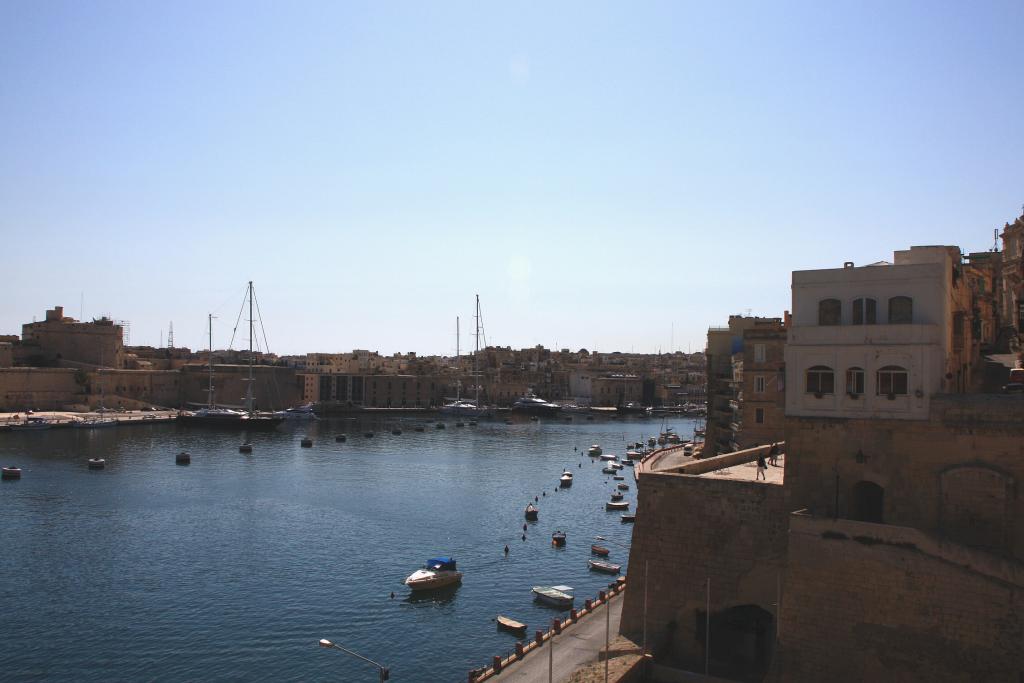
top-left (888, 296), bottom-right (913, 324)
top-left (876, 365), bottom-right (908, 396)
top-left (852, 298), bottom-right (877, 325)
top-left (845, 367), bottom-right (864, 396)
top-left (805, 365), bottom-right (834, 395)
top-left (818, 299), bottom-right (841, 325)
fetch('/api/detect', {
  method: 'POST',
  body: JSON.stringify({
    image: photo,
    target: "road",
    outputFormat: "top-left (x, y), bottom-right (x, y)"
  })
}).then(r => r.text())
top-left (498, 589), bottom-right (624, 682)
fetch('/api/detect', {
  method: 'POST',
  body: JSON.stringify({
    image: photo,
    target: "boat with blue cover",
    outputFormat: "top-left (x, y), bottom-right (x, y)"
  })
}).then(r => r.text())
top-left (404, 557), bottom-right (463, 591)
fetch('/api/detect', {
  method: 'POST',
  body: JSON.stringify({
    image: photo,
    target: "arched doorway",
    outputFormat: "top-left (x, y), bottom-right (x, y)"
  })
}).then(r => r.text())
top-left (851, 480), bottom-right (884, 523)
top-left (707, 604), bottom-right (774, 681)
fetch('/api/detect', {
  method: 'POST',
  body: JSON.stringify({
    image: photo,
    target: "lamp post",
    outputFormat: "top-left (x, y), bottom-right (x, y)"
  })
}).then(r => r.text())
top-left (318, 639), bottom-right (389, 681)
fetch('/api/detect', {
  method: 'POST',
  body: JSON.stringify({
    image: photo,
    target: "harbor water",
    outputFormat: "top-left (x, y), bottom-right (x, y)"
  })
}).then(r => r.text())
top-left (0, 415), bottom-right (696, 681)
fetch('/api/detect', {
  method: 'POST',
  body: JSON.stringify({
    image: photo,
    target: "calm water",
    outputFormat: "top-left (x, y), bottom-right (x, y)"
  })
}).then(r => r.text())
top-left (0, 415), bottom-right (695, 682)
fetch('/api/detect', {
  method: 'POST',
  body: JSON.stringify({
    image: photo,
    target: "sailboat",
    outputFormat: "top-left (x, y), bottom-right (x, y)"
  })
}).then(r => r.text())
top-left (179, 282), bottom-right (283, 431)
top-left (441, 295), bottom-right (491, 417)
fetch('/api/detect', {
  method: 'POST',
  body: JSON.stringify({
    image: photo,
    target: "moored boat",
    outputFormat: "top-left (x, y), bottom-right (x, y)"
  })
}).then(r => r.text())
top-left (551, 530), bottom-right (566, 547)
top-left (621, 513), bottom-right (636, 523)
top-left (404, 557), bottom-right (463, 591)
top-left (599, 453), bottom-right (617, 461)
top-left (606, 500), bottom-right (629, 511)
top-left (525, 503), bottom-right (539, 521)
top-left (602, 465), bottom-right (617, 474)
top-left (496, 615), bottom-right (527, 636)
top-left (587, 444), bottom-right (602, 456)
top-left (617, 483), bottom-right (629, 490)
top-left (588, 559), bottom-right (621, 574)
top-left (559, 470), bottom-right (573, 487)
top-left (11, 417), bottom-right (52, 431)
top-left (610, 492), bottom-right (624, 502)
top-left (532, 585), bottom-right (574, 608)
top-left (590, 544), bottom-right (610, 556)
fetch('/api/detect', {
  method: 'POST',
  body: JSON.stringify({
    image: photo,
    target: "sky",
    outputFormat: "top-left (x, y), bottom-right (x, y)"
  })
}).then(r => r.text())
top-left (1, 1), bottom-right (1022, 356)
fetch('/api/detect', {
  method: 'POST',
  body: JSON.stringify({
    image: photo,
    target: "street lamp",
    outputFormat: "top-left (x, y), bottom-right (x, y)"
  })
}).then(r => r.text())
top-left (318, 638), bottom-right (389, 681)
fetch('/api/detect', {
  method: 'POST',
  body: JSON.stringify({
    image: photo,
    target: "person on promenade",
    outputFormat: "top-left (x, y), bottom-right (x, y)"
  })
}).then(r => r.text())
top-left (768, 443), bottom-right (778, 466)
top-left (756, 452), bottom-right (767, 480)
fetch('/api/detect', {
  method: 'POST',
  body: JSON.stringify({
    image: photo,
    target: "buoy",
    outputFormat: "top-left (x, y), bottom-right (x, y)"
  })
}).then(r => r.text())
top-left (335, 435), bottom-right (347, 442)
top-left (239, 443), bottom-right (253, 453)
top-left (542, 492), bottom-right (546, 497)
top-left (522, 534), bottom-right (526, 541)
top-left (534, 496), bottom-right (538, 502)
top-left (504, 545), bottom-right (509, 555)
top-left (2, 466), bottom-right (22, 480)
top-left (87, 458), bottom-right (105, 470)
top-left (176, 452), bottom-right (190, 465)
top-left (390, 592), bottom-right (395, 599)
top-left (300, 438), bottom-right (313, 447)
top-left (522, 523), bottom-right (527, 532)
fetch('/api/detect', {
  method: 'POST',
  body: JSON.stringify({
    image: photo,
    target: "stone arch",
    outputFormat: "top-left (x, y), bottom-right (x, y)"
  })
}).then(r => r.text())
top-left (851, 480), bottom-right (884, 523)
top-left (939, 464), bottom-right (1014, 554)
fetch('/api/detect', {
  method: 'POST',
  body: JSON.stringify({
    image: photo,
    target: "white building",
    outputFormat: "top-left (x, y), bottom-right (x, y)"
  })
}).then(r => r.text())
top-left (785, 246), bottom-right (972, 421)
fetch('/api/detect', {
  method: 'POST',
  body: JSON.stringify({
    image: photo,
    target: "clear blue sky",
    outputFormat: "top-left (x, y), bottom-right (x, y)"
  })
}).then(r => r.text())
top-left (1, 1), bottom-right (1021, 355)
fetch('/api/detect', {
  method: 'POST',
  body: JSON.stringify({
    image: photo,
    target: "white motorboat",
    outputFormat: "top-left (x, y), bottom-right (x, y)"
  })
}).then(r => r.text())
top-left (587, 445), bottom-right (602, 456)
top-left (599, 453), bottom-right (617, 461)
top-left (532, 585), bottom-right (574, 608)
top-left (404, 557), bottom-right (463, 591)
top-left (273, 403), bottom-right (318, 420)
top-left (602, 465), bottom-right (617, 474)
top-left (606, 500), bottom-right (630, 511)
top-left (10, 417), bottom-right (53, 431)
top-left (75, 417), bottom-right (117, 429)
top-left (559, 471), bottom-right (573, 487)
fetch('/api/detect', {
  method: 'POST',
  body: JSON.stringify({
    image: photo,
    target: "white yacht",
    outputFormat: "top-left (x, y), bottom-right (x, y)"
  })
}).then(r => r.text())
top-left (273, 403), bottom-right (318, 420)
top-left (404, 557), bottom-right (463, 591)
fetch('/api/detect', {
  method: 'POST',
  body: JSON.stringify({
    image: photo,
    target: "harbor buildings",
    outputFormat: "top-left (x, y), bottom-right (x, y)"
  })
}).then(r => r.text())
top-left (622, 230), bottom-right (1024, 681)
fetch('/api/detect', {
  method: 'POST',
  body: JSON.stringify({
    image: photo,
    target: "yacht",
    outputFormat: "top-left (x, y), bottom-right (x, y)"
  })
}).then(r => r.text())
top-left (511, 392), bottom-right (561, 416)
top-left (273, 403), bottom-right (318, 420)
top-left (404, 557), bottom-right (463, 591)
top-left (587, 444), bottom-right (602, 456)
top-left (559, 470), bottom-right (573, 487)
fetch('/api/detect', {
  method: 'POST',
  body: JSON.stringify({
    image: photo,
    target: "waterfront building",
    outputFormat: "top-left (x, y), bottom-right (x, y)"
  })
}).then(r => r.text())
top-left (623, 235), bottom-right (1024, 682)
top-left (19, 306), bottom-right (125, 368)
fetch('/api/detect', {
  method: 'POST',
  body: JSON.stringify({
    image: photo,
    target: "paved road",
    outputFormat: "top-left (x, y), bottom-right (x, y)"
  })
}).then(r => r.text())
top-left (499, 589), bottom-right (624, 682)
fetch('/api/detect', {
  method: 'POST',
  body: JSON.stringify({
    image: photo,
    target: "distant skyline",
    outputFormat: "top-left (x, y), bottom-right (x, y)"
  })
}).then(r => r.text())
top-left (2, 2), bottom-right (1021, 355)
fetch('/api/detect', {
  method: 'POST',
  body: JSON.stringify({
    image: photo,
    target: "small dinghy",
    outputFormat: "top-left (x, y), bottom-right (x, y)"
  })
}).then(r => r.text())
top-left (613, 475), bottom-right (625, 481)
top-left (610, 492), bottom-right (624, 502)
top-left (590, 544), bottom-right (610, 557)
top-left (587, 445), bottom-right (602, 456)
top-left (606, 500), bottom-right (629, 511)
top-left (621, 513), bottom-right (636, 523)
top-left (617, 483), bottom-right (629, 491)
top-left (87, 458), bottom-right (106, 470)
top-left (602, 465), bottom-right (617, 474)
top-left (2, 466), bottom-right (22, 479)
top-left (599, 453), bottom-right (617, 461)
top-left (588, 559), bottom-right (621, 574)
top-left (551, 530), bottom-right (567, 547)
top-left (239, 443), bottom-right (253, 453)
top-left (525, 503), bottom-right (539, 521)
top-left (532, 585), bottom-right (574, 608)
top-left (496, 615), bottom-right (527, 636)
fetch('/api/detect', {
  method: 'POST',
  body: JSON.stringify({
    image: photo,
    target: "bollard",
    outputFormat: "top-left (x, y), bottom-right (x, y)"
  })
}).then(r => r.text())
top-left (536, 630), bottom-right (545, 645)
top-left (585, 598), bottom-right (593, 610)
top-left (492, 655), bottom-right (502, 672)
top-left (552, 618), bottom-right (561, 634)
top-left (515, 642), bottom-right (525, 658)
top-left (570, 608), bottom-right (578, 622)
top-left (599, 590), bottom-right (607, 602)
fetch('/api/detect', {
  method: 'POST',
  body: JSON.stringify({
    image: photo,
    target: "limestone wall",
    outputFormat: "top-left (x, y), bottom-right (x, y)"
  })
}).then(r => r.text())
top-left (620, 470), bottom-right (787, 674)
top-left (0, 368), bottom-right (82, 410)
top-left (773, 513), bottom-right (1023, 682)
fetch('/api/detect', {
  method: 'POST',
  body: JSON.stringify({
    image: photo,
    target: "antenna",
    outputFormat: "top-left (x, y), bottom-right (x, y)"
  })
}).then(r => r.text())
top-left (994, 228), bottom-right (1000, 252)
top-left (168, 321), bottom-right (174, 349)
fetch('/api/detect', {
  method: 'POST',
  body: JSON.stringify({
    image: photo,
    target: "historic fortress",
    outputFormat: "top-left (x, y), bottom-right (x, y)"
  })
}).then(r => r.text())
top-left (622, 213), bottom-right (1024, 681)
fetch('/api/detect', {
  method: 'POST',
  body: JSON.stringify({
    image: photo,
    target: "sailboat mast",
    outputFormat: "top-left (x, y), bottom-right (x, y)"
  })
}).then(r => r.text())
top-left (456, 316), bottom-right (460, 401)
top-left (207, 313), bottom-right (214, 409)
top-left (247, 280), bottom-right (255, 415)
top-left (474, 294), bottom-right (480, 406)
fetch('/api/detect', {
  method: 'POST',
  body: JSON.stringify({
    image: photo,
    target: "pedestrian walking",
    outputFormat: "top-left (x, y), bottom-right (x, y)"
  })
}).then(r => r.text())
top-left (756, 452), bottom-right (767, 480)
top-left (768, 442), bottom-right (778, 466)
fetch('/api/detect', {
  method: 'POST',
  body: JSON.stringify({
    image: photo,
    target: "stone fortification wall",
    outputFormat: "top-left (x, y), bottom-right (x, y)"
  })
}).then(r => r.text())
top-left (773, 513), bottom-right (1023, 682)
top-left (620, 469), bottom-right (787, 676)
top-left (90, 370), bottom-right (182, 408)
top-left (785, 393), bottom-right (1024, 560)
top-left (0, 368), bottom-right (82, 410)
top-left (180, 365), bottom-right (301, 410)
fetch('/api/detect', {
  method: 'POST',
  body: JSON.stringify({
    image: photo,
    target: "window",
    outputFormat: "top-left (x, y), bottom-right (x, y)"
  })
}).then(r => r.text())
top-left (846, 367), bottom-right (864, 395)
top-left (753, 344), bottom-right (766, 363)
top-left (755, 408), bottom-right (765, 424)
top-left (876, 365), bottom-right (908, 395)
top-left (888, 296), bottom-right (913, 324)
top-left (805, 365), bottom-right (834, 395)
top-left (754, 375), bottom-right (766, 393)
top-left (852, 298), bottom-right (877, 325)
top-left (818, 299), bottom-right (841, 325)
